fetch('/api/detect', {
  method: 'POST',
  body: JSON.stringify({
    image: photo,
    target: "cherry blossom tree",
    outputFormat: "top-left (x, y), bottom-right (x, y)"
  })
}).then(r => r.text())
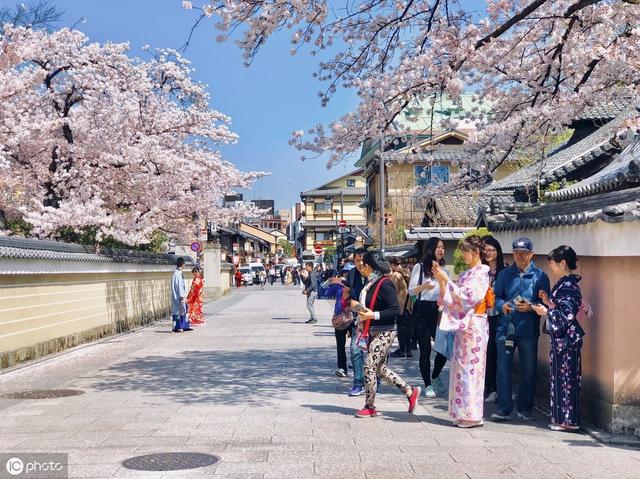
top-left (184, 0), bottom-right (640, 182)
top-left (0, 26), bottom-right (266, 244)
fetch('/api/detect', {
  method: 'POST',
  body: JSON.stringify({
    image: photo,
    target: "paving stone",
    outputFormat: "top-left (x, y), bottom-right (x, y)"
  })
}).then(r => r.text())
top-left (0, 287), bottom-right (634, 479)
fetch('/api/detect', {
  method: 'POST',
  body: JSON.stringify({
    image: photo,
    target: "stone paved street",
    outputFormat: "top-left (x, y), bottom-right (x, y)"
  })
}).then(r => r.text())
top-left (1, 286), bottom-right (639, 478)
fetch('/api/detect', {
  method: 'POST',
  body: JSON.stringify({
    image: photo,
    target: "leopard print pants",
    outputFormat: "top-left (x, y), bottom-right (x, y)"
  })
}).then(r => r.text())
top-left (365, 330), bottom-right (411, 408)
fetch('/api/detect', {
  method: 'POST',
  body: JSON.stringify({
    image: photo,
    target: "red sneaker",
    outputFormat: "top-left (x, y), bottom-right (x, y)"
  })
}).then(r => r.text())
top-left (355, 407), bottom-right (377, 418)
top-left (408, 386), bottom-right (421, 413)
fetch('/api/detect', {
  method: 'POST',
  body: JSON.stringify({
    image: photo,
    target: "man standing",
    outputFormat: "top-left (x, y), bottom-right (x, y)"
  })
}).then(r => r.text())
top-left (492, 237), bottom-right (550, 421)
top-left (302, 262), bottom-right (318, 324)
top-left (347, 247), bottom-right (368, 396)
top-left (172, 257), bottom-right (191, 332)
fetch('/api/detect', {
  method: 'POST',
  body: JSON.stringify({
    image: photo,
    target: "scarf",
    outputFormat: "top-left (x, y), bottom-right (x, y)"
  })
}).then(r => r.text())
top-left (359, 271), bottom-right (383, 307)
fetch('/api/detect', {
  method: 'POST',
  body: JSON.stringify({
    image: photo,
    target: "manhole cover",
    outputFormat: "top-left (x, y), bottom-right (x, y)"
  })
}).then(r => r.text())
top-left (122, 453), bottom-right (219, 471)
top-left (1, 389), bottom-right (85, 399)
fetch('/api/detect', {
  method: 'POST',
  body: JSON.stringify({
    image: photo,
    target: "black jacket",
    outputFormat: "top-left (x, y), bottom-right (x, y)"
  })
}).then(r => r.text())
top-left (364, 277), bottom-right (400, 329)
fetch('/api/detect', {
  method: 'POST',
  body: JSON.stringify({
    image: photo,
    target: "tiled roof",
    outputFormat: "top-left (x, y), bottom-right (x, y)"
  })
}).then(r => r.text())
top-left (301, 187), bottom-right (366, 197)
top-left (426, 192), bottom-right (514, 226)
top-left (0, 236), bottom-right (177, 264)
top-left (546, 134), bottom-right (640, 201)
top-left (486, 111), bottom-right (635, 191)
top-left (405, 227), bottom-right (475, 240)
top-left (574, 97), bottom-right (638, 122)
top-left (485, 186), bottom-right (640, 232)
top-left (303, 220), bottom-right (368, 227)
top-left (385, 243), bottom-right (419, 258)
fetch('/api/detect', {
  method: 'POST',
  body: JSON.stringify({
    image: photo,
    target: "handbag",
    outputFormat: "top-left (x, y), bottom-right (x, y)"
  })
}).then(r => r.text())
top-left (355, 277), bottom-right (388, 350)
top-left (332, 297), bottom-right (353, 330)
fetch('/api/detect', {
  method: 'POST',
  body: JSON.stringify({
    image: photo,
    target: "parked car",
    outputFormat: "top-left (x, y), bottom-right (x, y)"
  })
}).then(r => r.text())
top-left (238, 266), bottom-right (252, 285)
top-left (249, 263), bottom-right (266, 284)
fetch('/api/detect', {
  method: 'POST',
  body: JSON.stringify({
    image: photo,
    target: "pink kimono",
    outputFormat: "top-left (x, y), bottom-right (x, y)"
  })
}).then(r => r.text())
top-left (439, 264), bottom-right (490, 423)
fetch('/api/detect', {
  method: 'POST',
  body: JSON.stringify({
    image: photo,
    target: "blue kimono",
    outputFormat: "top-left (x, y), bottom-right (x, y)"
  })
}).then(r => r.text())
top-left (546, 274), bottom-right (585, 427)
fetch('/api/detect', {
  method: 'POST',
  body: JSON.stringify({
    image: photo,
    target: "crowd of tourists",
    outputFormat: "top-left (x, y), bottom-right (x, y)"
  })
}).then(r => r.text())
top-left (315, 237), bottom-right (586, 431)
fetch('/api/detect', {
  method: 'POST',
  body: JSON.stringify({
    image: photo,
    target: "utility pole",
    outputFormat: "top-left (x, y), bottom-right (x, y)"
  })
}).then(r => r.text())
top-left (379, 134), bottom-right (385, 253)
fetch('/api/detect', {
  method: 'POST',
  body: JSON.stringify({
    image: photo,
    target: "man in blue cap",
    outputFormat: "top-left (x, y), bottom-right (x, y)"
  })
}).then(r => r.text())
top-left (492, 237), bottom-right (550, 422)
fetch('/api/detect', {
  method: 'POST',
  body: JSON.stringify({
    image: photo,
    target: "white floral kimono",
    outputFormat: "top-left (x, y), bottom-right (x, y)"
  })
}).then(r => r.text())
top-left (439, 264), bottom-right (490, 423)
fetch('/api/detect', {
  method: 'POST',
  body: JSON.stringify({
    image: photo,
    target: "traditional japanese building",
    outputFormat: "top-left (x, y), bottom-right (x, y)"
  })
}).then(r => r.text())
top-left (299, 169), bottom-right (368, 253)
top-left (481, 99), bottom-right (640, 438)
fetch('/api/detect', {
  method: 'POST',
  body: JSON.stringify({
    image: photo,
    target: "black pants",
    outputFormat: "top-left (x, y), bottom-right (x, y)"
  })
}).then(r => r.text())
top-left (334, 328), bottom-right (348, 371)
top-left (485, 315), bottom-right (498, 393)
top-left (432, 352), bottom-right (447, 379)
top-left (414, 301), bottom-right (439, 387)
top-left (396, 313), bottom-right (414, 353)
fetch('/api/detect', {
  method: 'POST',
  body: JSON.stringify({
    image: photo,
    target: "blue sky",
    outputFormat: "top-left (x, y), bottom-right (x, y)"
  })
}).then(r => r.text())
top-left (47, 0), bottom-right (360, 212)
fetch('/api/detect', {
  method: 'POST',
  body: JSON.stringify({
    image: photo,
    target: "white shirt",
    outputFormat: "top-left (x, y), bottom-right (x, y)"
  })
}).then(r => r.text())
top-left (408, 263), bottom-right (440, 301)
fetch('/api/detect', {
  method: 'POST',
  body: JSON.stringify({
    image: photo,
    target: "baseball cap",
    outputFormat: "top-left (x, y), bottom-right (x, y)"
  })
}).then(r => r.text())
top-left (512, 237), bottom-right (533, 251)
top-left (341, 263), bottom-right (355, 273)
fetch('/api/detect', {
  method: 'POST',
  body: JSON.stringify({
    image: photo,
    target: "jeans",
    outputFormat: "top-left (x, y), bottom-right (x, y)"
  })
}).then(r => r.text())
top-left (306, 291), bottom-right (317, 320)
top-left (334, 328), bottom-right (348, 371)
top-left (496, 332), bottom-right (539, 414)
top-left (349, 323), bottom-right (364, 387)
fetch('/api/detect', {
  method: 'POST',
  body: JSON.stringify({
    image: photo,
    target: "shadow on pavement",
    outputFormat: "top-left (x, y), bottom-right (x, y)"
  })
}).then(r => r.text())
top-left (90, 347), bottom-right (350, 407)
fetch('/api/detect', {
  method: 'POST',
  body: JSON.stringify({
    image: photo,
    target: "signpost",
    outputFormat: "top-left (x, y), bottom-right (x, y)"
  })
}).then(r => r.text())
top-left (190, 241), bottom-right (202, 253)
top-left (314, 244), bottom-right (323, 255)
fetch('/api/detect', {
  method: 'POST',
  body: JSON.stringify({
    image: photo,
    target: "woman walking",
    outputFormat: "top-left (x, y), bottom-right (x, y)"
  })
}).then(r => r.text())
top-left (482, 237), bottom-right (506, 403)
top-left (353, 250), bottom-right (421, 418)
top-left (433, 235), bottom-right (491, 428)
top-left (531, 246), bottom-right (585, 432)
top-left (408, 237), bottom-right (445, 398)
top-left (186, 267), bottom-right (206, 326)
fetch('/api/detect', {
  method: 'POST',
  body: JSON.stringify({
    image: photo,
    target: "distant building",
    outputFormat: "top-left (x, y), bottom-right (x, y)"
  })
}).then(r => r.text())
top-left (299, 169), bottom-right (368, 256)
top-left (251, 199), bottom-right (275, 214)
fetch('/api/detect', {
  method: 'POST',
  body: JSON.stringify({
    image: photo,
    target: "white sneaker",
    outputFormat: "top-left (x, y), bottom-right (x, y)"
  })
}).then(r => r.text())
top-left (432, 377), bottom-right (447, 394)
top-left (484, 391), bottom-right (498, 403)
top-left (424, 385), bottom-right (437, 398)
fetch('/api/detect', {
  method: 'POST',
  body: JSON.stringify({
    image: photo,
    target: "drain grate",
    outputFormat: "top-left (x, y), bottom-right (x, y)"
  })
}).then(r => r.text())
top-left (1, 389), bottom-right (85, 399)
top-left (122, 453), bottom-right (219, 471)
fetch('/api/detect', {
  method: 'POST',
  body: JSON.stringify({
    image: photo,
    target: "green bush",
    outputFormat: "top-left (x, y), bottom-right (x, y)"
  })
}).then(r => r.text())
top-left (453, 227), bottom-right (493, 274)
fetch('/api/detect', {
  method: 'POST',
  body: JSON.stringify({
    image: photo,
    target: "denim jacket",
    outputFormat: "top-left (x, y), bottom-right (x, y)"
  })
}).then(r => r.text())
top-left (494, 262), bottom-right (550, 338)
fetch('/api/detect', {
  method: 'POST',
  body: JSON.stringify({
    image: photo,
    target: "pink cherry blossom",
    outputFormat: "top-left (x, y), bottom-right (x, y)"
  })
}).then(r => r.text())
top-left (185, 0), bottom-right (640, 176)
top-left (0, 26), bottom-right (267, 244)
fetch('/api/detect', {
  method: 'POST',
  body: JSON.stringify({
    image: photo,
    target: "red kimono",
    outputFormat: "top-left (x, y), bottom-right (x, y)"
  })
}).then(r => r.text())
top-left (187, 274), bottom-right (206, 326)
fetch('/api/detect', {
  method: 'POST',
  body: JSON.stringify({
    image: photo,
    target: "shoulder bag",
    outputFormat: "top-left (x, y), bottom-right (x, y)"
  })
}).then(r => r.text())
top-left (355, 277), bottom-right (389, 350)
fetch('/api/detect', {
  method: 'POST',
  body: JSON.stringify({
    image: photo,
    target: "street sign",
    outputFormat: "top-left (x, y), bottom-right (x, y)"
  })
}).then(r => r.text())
top-left (338, 226), bottom-right (348, 234)
top-left (338, 219), bottom-right (347, 228)
top-left (190, 241), bottom-right (202, 252)
top-left (314, 244), bottom-right (323, 255)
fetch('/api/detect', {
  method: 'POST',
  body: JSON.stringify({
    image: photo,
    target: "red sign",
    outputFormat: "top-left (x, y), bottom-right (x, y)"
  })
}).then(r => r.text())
top-left (338, 219), bottom-right (347, 227)
top-left (314, 244), bottom-right (323, 255)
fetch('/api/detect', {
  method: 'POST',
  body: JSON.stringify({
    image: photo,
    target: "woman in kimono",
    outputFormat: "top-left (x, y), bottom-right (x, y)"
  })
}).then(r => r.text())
top-left (432, 235), bottom-right (490, 428)
top-left (531, 246), bottom-right (584, 432)
top-left (187, 267), bottom-right (206, 326)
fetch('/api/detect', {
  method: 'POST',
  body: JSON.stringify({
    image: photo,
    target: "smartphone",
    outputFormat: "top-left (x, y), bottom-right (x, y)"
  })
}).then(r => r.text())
top-left (353, 302), bottom-right (366, 312)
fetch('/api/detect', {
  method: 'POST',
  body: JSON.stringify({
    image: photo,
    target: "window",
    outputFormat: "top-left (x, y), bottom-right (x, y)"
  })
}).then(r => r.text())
top-left (346, 179), bottom-right (356, 187)
top-left (415, 165), bottom-right (450, 186)
top-left (315, 232), bottom-right (333, 241)
top-left (315, 198), bottom-right (332, 211)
